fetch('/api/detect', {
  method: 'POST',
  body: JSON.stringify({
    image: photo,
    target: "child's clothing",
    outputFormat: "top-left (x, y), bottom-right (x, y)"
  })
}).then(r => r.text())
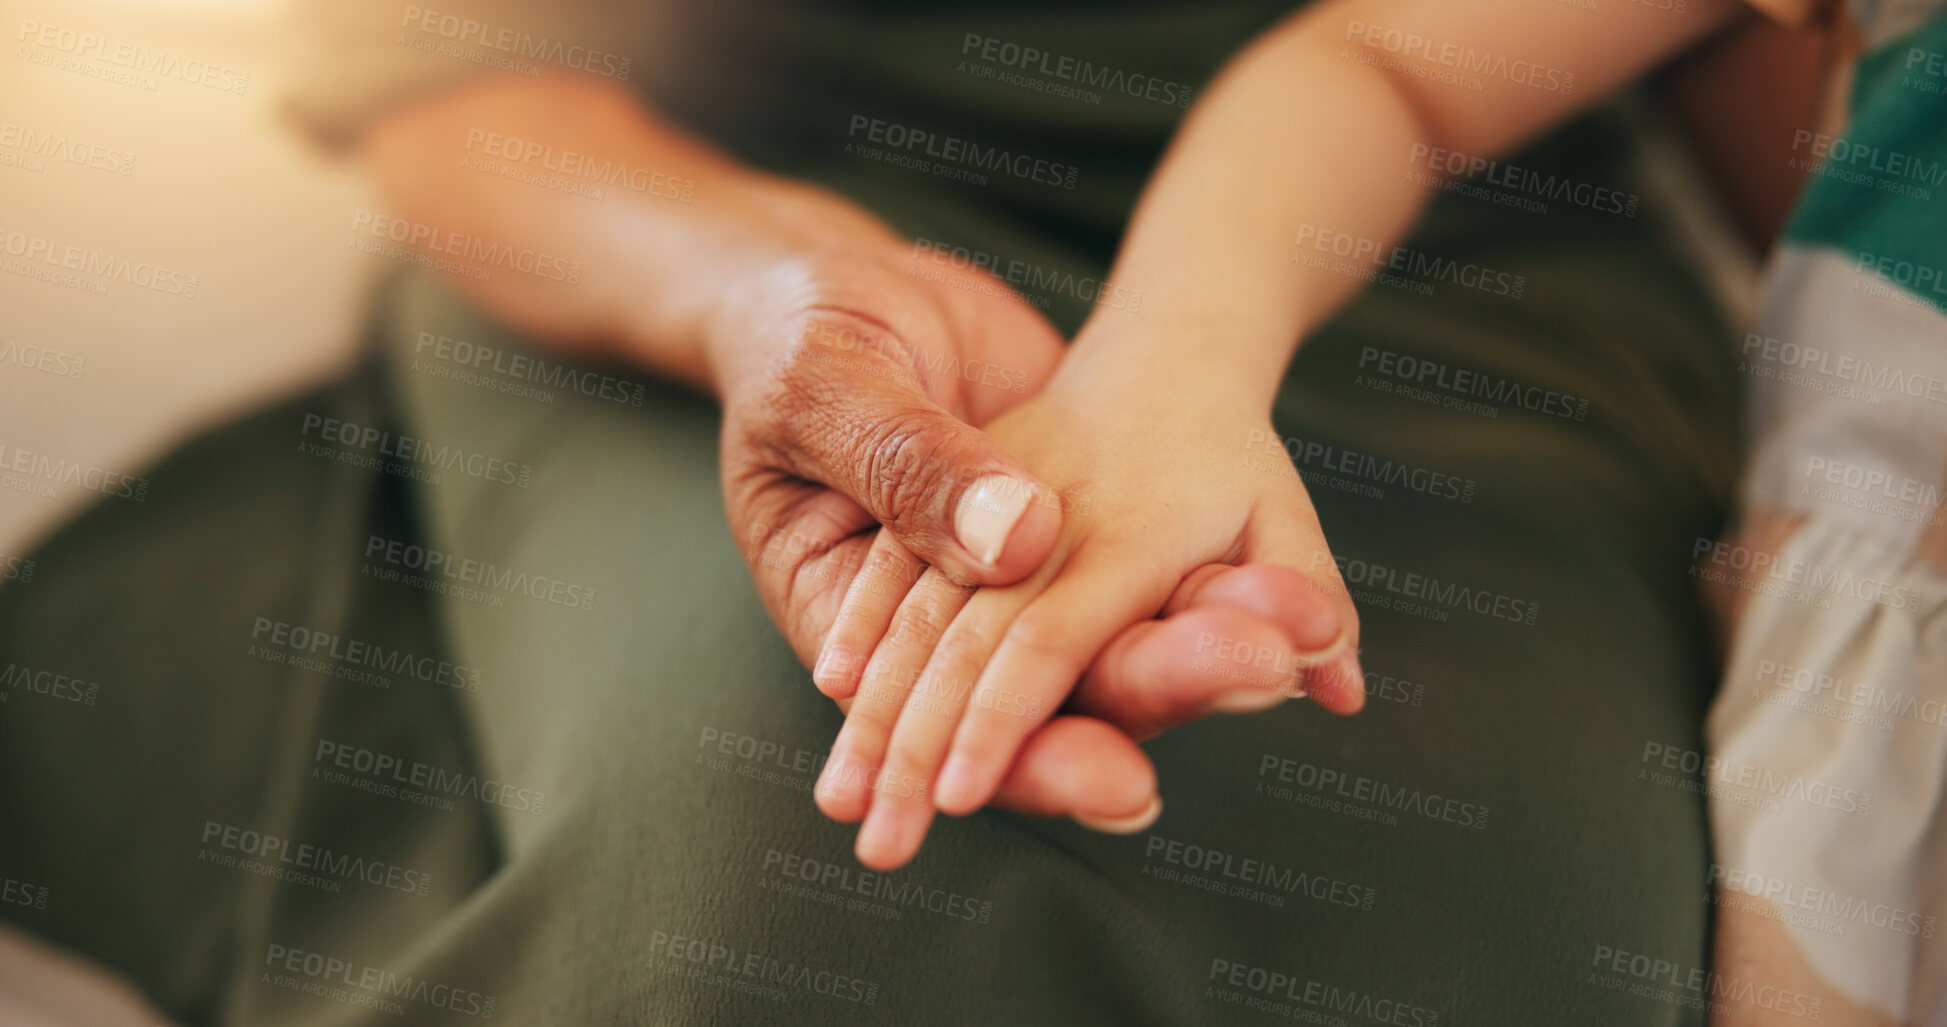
top-left (1709, 0), bottom-right (1947, 1018)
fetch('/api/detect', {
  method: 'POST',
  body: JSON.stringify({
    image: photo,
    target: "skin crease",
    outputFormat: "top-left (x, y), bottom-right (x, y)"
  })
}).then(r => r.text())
top-left (355, 73), bottom-right (1343, 832)
top-left (826, 0), bottom-right (1752, 870)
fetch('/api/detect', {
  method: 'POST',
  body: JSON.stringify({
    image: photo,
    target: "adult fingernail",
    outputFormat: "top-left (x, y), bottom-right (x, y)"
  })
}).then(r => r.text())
top-left (1074, 796), bottom-right (1163, 835)
top-left (1211, 687), bottom-right (1286, 714)
top-left (1315, 649), bottom-right (1363, 699)
top-left (1289, 596), bottom-right (1343, 654)
top-left (955, 474), bottom-right (1034, 567)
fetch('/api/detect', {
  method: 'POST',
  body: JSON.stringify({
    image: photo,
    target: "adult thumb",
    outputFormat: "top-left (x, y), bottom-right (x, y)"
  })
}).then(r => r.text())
top-left (740, 312), bottom-right (1059, 585)
top-left (815, 387), bottom-right (1061, 586)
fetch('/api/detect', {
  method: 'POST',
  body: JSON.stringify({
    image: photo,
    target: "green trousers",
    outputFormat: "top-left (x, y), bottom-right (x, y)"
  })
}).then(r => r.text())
top-left (0, 103), bottom-right (1738, 1026)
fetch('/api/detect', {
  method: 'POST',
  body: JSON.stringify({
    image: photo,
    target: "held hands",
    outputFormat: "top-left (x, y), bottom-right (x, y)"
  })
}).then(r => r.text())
top-left (358, 74), bottom-right (1368, 866)
top-left (811, 345), bottom-right (1366, 871)
top-left (705, 181), bottom-right (1350, 833)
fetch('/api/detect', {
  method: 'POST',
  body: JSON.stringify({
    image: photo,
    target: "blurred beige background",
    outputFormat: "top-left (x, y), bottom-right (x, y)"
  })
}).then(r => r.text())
top-left (0, 0), bottom-right (376, 555)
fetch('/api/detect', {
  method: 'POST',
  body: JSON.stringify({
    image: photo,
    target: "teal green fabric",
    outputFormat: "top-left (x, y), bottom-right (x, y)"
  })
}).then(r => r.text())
top-left (1782, 12), bottom-right (1947, 313)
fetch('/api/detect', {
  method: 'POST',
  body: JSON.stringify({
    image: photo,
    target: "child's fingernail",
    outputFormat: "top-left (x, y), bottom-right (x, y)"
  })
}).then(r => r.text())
top-left (857, 801), bottom-right (929, 868)
top-left (814, 646), bottom-right (851, 685)
top-left (1074, 796), bottom-right (1162, 835)
top-left (1212, 687), bottom-right (1286, 714)
top-left (933, 752), bottom-right (979, 810)
top-left (955, 474), bottom-right (1034, 567)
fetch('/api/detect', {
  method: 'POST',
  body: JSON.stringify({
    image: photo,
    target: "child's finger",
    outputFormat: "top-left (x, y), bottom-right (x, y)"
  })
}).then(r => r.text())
top-left (814, 566), bottom-right (971, 823)
top-left (837, 705), bottom-right (1162, 830)
top-left (1073, 603), bottom-right (1306, 739)
top-left (933, 547), bottom-right (1172, 816)
top-left (814, 531), bottom-right (923, 698)
top-left (855, 586), bottom-right (1036, 869)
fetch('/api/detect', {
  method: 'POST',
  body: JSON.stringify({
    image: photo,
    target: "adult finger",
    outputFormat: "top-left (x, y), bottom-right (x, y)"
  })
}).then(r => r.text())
top-left (990, 716), bottom-right (1161, 833)
top-left (1071, 603), bottom-right (1310, 739)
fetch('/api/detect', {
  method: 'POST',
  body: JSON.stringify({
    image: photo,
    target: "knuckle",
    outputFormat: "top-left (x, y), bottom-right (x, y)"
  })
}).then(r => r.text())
top-left (749, 526), bottom-right (820, 601)
top-left (844, 682), bottom-right (903, 733)
top-left (785, 570), bottom-right (844, 654)
top-left (751, 518), bottom-right (844, 605)
top-left (850, 566), bottom-right (911, 608)
top-left (947, 723), bottom-right (1007, 771)
top-left (976, 678), bottom-right (1050, 727)
top-left (879, 739), bottom-right (934, 781)
top-left (870, 762), bottom-right (929, 803)
top-left (895, 588), bottom-right (965, 635)
top-left (745, 318), bottom-right (895, 432)
top-left (927, 637), bottom-right (987, 692)
top-left (866, 540), bottom-right (919, 579)
top-left (1003, 614), bottom-right (1073, 661)
top-left (851, 410), bottom-right (954, 531)
top-left (741, 354), bottom-right (842, 468)
top-left (780, 303), bottom-right (910, 383)
top-left (1079, 517), bottom-right (1145, 552)
top-left (890, 595), bottom-right (951, 643)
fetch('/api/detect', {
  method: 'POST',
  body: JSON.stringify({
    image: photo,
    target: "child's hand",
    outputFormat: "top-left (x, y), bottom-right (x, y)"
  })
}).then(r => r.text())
top-left (810, 371), bottom-right (1365, 870)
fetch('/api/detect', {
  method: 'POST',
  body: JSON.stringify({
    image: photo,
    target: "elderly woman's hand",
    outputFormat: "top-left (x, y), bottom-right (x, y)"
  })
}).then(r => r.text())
top-left (704, 182), bottom-right (1072, 622)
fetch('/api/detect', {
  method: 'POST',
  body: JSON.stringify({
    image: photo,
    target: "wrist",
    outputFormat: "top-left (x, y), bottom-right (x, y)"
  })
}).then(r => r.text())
top-left (620, 171), bottom-right (870, 400)
top-left (1055, 308), bottom-right (1293, 415)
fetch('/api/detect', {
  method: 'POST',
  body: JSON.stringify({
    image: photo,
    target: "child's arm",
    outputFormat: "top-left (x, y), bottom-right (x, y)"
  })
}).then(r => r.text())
top-left (1064, 0), bottom-right (1746, 406)
top-left (817, 0), bottom-right (1751, 870)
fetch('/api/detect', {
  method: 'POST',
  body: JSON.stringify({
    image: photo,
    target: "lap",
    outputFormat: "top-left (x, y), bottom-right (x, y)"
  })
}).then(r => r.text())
top-left (0, 146), bottom-right (1736, 1024)
top-left (360, 244), bottom-right (1731, 1023)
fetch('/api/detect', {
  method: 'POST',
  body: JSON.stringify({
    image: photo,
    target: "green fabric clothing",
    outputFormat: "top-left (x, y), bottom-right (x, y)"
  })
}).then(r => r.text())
top-left (1, 1), bottom-right (1742, 1023)
top-left (0, 127), bottom-right (1735, 1026)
